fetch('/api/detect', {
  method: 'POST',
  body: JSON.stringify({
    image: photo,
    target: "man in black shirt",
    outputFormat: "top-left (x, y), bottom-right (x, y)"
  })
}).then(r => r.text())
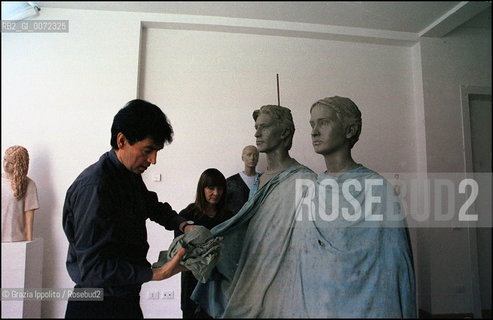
top-left (63, 99), bottom-right (196, 318)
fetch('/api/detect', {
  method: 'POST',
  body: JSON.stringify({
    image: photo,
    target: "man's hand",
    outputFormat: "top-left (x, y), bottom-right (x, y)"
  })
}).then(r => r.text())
top-left (151, 248), bottom-right (188, 281)
top-left (184, 224), bottom-right (198, 233)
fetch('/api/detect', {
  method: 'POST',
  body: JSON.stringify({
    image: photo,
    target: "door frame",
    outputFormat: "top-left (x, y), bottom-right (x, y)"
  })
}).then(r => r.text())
top-left (459, 84), bottom-right (491, 318)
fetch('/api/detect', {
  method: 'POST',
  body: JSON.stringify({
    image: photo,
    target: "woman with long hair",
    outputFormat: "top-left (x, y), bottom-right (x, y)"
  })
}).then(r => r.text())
top-left (2, 145), bottom-right (39, 242)
top-left (175, 168), bottom-right (233, 319)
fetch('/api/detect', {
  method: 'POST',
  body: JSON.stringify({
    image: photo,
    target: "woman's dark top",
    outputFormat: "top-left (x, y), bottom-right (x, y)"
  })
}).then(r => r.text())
top-left (174, 203), bottom-right (233, 319)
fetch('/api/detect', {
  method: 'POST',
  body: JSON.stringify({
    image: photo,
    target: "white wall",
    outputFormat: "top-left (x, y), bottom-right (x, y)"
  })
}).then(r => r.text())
top-left (140, 26), bottom-right (417, 202)
top-left (418, 25), bottom-right (491, 315)
top-left (1, 6), bottom-right (490, 318)
top-left (1, 8), bottom-right (143, 317)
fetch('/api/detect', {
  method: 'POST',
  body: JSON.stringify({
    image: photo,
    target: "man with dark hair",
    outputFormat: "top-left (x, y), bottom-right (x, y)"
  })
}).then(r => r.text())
top-left (63, 99), bottom-right (196, 318)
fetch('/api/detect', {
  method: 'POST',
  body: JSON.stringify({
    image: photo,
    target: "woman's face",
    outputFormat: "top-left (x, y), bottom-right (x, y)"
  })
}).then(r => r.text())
top-left (3, 154), bottom-right (15, 175)
top-left (204, 186), bottom-right (224, 206)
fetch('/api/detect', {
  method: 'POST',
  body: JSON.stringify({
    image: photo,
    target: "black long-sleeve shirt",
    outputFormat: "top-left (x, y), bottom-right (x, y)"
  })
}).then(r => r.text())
top-left (63, 150), bottom-right (186, 297)
top-left (225, 173), bottom-right (250, 215)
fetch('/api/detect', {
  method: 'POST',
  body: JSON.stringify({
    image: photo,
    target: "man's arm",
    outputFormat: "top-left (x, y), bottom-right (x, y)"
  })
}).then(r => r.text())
top-left (145, 191), bottom-right (197, 233)
top-left (151, 248), bottom-right (188, 280)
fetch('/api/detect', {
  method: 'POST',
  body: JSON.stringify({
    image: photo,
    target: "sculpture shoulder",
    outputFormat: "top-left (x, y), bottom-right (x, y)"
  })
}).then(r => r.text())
top-left (291, 164), bottom-right (318, 180)
top-left (25, 177), bottom-right (38, 192)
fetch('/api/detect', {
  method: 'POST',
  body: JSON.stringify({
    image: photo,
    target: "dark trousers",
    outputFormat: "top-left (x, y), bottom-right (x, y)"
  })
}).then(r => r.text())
top-left (65, 295), bottom-right (143, 319)
top-left (182, 305), bottom-right (212, 319)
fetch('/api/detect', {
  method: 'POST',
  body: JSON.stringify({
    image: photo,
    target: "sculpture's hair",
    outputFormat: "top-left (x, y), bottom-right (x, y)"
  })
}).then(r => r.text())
top-left (5, 146), bottom-right (30, 200)
top-left (310, 96), bottom-right (362, 148)
top-left (252, 105), bottom-right (295, 150)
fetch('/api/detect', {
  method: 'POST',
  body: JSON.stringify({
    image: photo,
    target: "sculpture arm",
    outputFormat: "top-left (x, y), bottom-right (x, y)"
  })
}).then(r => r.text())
top-left (24, 210), bottom-right (34, 241)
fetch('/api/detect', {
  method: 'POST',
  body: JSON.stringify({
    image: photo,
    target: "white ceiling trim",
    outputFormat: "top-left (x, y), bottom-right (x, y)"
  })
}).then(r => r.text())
top-left (141, 12), bottom-right (419, 46)
top-left (8, 1), bottom-right (490, 46)
top-left (420, 1), bottom-right (491, 37)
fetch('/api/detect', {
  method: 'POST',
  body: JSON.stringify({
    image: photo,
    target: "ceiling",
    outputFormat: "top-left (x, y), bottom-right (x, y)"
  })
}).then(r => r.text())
top-left (7, 1), bottom-right (493, 37)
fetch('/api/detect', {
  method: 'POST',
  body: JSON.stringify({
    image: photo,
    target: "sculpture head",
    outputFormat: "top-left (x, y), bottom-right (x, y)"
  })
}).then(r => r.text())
top-left (241, 145), bottom-right (259, 169)
top-left (3, 145), bottom-right (29, 200)
top-left (111, 99), bottom-right (174, 174)
top-left (309, 96), bottom-right (362, 154)
top-left (252, 105), bottom-right (295, 152)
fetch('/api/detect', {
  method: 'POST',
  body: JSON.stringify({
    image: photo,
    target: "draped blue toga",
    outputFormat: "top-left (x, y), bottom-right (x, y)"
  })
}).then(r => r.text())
top-left (191, 164), bottom-right (416, 318)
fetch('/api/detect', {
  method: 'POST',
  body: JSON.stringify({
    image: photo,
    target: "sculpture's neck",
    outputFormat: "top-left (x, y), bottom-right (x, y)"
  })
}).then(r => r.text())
top-left (264, 152), bottom-right (298, 174)
top-left (243, 166), bottom-right (257, 177)
top-left (324, 151), bottom-right (358, 176)
top-left (1, 172), bottom-right (12, 180)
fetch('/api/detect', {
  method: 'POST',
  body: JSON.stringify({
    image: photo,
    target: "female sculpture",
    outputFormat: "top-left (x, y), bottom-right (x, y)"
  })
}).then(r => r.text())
top-left (2, 145), bottom-right (39, 242)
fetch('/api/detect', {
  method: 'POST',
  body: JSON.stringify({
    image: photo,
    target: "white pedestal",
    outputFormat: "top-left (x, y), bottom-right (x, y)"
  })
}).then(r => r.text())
top-left (1, 238), bottom-right (44, 318)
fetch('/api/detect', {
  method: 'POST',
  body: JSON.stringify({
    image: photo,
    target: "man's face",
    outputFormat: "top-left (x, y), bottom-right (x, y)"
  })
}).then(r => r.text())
top-left (254, 113), bottom-right (284, 153)
top-left (242, 147), bottom-right (259, 168)
top-left (117, 134), bottom-right (163, 174)
top-left (309, 104), bottom-right (347, 156)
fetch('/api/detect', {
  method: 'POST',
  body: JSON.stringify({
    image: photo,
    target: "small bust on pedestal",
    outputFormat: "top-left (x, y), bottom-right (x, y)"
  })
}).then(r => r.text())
top-left (1, 145), bottom-right (39, 242)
